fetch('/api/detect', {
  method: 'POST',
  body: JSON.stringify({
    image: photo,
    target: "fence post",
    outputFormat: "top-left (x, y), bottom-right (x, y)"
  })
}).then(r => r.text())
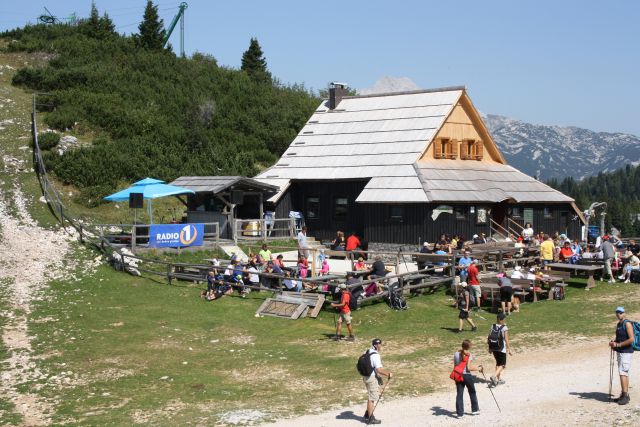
top-left (131, 224), bottom-right (137, 253)
top-left (215, 222), bottom-right (219, 246)
top-left (79, 225), bottom-right (84, 244)
top-left (289, 218), bottom-right (295, 239)
top-left (498, 250), bottom-right (503, 272)
top-left (311, 247), bottom-right (316, 276)
top-left (167, 263), bottom-right (173, 285)
top-left (233, 219), bottom-right (238, 244)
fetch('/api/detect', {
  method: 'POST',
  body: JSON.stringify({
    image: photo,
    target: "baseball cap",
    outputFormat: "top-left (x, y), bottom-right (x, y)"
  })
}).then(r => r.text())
top-left (372, 338), bottom-right (382, 346)
top-left (615, 306), bottom-right (625, 313)
top-left (423, 241), bottom-right (429, 246)
top-left (603, 235), bottom-right (610, 240)
top-left (497, 313), bottom-right (507, 321)
top-left (460, 281), bottom-right (468, 287)
top-left (339, 283), bottom-right (347, 289)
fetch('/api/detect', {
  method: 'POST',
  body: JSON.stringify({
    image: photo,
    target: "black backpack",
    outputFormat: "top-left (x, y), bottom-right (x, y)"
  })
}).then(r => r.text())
top-left (347, 291), bottom-right (359, 311)
top-left (487, 324), bottom-right (505, 352)
top-left (356, 349), bottom-right (377, 376)
top-left (387, 282), bottom-right (407, 310)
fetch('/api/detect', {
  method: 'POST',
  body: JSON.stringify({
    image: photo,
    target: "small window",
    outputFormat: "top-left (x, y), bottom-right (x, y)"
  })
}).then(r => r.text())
top-left (334, 198), bottom-right (348, 220)
top-left (388, 205), bottom-right (404, 222)
top-left (543, 207), bottom-right (553, 219)
top-left (454, 207), bottom-right (467, 220)
top-left (306, 197), bottom-right (320, 219)
top-left (510, 207), bottom-right (522, 218)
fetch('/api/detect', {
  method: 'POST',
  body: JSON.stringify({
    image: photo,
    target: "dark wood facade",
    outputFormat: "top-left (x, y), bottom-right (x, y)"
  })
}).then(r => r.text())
top-left (272, 179), bottom-right (582, 244)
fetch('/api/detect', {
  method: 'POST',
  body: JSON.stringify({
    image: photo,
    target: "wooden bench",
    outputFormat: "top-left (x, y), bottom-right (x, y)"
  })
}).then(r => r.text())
top-left (510, 278), bottom-right (548, 302)
top-left (547, 263), bottom-right (603, 289)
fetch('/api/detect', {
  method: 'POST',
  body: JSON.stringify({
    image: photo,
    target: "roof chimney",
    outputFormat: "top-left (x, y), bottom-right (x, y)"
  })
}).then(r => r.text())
top-left (328, 82), bottom-right (348, 110)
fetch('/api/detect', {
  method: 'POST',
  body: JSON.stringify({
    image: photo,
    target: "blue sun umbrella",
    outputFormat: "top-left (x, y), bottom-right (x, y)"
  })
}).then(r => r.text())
top-left (104, 178), bottom-right (195, 223)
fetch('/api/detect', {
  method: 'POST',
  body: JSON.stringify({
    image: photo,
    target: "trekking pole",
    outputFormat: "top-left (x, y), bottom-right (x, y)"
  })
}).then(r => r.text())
top-left (609, 347), bottom-right (614, 403)
top-left (368, 377), bottom-right (392, 424)
top-left (479, 369), bottom-right (501, 413)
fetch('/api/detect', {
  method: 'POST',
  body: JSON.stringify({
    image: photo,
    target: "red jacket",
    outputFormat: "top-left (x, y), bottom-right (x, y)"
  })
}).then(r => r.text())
top-left (346, 235), bottom-right (361, 251)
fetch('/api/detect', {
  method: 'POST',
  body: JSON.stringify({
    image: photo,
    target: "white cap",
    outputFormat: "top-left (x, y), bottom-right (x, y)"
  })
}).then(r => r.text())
top-left (423, 241), bottom-right (429, 246)
top-left (473, 234), bottom-right (479, 238)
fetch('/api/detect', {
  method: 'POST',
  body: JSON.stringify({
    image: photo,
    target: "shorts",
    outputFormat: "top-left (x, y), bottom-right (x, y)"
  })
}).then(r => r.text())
top-left (617, 352), bottom-right (632, 376)
top-left (543, 259), bottom-right (553, 265)
top-left (458, 309), bottom-right (469, 320)
top-left (338, 311), bottom-right (352, 325)
top-left (363, 375), bottom-right (380, 401)
top-left (500, 287), bottom-right (513, 302)
top-left (493, 351), bottom-right (507, 367)
top-left (469, 285), bottom-right (481, 300)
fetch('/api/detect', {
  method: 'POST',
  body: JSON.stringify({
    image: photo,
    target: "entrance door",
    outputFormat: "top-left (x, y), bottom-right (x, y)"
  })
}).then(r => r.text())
top-left (491, 201), bottom-right (509, 236)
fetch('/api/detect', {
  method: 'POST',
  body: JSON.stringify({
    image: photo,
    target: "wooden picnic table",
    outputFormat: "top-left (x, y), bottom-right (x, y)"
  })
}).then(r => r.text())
top-left (546, 263), bottom-right (603, 290)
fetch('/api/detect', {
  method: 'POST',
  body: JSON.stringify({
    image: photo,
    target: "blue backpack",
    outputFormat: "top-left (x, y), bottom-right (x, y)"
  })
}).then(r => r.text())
top-left (623, 320), bottom-right (640, 351)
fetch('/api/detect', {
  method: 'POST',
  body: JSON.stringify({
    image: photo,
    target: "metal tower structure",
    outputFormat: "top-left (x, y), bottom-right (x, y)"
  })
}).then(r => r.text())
top-left (163, 2), bottom-right (188, 57)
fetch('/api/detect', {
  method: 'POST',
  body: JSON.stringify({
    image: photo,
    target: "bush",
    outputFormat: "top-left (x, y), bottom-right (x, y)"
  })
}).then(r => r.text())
top-left (9, 23), bottom-right (320, 191)
top-left (37, 132), bottom-right (60, 150)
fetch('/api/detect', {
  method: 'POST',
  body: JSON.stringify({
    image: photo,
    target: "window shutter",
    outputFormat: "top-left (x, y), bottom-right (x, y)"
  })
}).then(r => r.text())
top-left (475, 141), bottom-right (483, 160)
top-left (450, 140), bottom-right (458, 159)
top-left (460, 140), bottom-right (468, 160)
top-left (434, 140), bottom-right (442, 158)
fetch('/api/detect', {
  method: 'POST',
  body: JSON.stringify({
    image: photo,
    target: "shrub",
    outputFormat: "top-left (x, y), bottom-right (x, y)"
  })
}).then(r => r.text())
top-left (37, 132), bottom-right (60, 150)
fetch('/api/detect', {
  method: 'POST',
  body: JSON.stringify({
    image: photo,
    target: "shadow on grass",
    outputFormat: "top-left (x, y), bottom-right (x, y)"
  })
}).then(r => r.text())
top-left (440, 327), bottom-right (463, 334)
top-left (430, 406), bottom-right (457, 418)
top-left (335, 410), bottom-right (362, 421)
top-left (569, 391), bottom-right (611, 402)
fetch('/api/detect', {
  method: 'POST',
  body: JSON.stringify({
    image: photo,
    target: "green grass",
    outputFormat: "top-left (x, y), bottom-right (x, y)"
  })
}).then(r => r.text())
top-left (20, 255), bottom-right (639, 425)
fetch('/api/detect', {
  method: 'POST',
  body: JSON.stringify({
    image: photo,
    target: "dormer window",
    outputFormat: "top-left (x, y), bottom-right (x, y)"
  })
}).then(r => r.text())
top-left (434, 138), bottom-right (457, 159)
top-left (460, 139), bottom-right (483, 160)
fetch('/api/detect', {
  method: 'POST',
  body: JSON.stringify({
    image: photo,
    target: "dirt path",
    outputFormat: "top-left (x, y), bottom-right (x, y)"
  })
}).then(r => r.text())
top-left (0, 179), bottom-right (72, 425)
top-left (269, 340), bottom-right (640, 426)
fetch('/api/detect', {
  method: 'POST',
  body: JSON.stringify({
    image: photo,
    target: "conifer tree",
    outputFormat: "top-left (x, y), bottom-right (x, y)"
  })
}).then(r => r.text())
top-left (241, 37), bottom-right (271, 83)
top-left (136, 1), bottom-right (165, 50)
top-left (82, 2), bottom-right (114, 39)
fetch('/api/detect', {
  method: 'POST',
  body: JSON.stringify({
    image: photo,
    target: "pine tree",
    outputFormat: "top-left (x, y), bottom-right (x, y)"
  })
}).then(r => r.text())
top-left (81, 2), bottom-right (114, 39)
top-left (241, 37), bottom-right (271, 83)
top-left (136, 1), bottom-right (165, 50)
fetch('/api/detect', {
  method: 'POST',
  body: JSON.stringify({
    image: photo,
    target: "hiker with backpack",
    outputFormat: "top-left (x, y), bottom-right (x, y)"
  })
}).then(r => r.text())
top-left (487, 313), bottom-right (513, 387)
top-left (457, 282), bottom-right (477, 333)
top-left (331, 283), bottom-right (355, 341)
top-left (609, 306), bottom-right (637, 405)
top-left (358, 338), bottom-right (392, 424)
top-left (451, 339), bottom-right (483, 418)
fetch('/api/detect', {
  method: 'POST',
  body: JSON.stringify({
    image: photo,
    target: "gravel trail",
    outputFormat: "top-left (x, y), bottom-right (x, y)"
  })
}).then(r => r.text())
top-left (269, 340), bottom-right (640, 426)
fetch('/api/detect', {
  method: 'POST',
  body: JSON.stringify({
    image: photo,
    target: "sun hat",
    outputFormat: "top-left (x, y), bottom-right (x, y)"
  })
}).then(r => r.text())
top-left (615, 306), bottom-right (625, 313)
top-left (339, 283), bottom-right (347, 289)
top-left (473, 234), bottom-right (479, 238)
top-left (515, 266), bottom-right (522, 271)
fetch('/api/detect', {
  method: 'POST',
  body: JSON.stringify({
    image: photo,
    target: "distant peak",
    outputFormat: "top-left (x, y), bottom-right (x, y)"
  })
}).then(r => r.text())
top-left (357, 76), bottom-right (420, 95)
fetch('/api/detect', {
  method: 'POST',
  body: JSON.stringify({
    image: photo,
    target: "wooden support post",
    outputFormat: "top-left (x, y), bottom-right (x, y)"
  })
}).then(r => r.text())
top-left (311, 247), bottom-right (316, 277)
top-left (131, 224), bottom-right (137, 253)
top-left (167, 263), bottom-right (173, 285)
top-left (78, 225), bottom-right (83, 244)
top-left (498, 250), bottom-right (503, 272)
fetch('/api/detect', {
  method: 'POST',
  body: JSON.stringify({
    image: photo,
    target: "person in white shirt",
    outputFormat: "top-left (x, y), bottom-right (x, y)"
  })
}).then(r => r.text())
top-left (297, 226), bottom-right (310, 259)
top-left (619, 251), bottom-right (640, 283)
top-left (361, 338), bottom-right (392, 424)
top-left (522, 223), bottom-right (534, 244)
top-left (510, 266), bottom-right (525, 279)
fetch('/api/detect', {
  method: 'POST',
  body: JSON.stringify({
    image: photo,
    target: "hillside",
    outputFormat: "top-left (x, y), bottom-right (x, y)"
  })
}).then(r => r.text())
top-left (1, 21), bottom-right (318, 205)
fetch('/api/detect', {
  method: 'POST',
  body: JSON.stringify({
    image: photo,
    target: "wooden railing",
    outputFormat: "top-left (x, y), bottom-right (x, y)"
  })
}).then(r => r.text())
top-left (233, 218), bottom-right (296, 243)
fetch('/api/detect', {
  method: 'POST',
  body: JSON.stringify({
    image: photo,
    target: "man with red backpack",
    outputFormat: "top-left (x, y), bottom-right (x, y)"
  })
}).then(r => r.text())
top-left (331, 283), bottom-right (355, 341)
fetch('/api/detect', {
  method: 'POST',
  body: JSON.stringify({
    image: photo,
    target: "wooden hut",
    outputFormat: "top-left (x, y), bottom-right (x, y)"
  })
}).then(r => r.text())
top-left (170, 176), bottom-right (278, 239)
top-left (255, 84), bottom-right (585, 247)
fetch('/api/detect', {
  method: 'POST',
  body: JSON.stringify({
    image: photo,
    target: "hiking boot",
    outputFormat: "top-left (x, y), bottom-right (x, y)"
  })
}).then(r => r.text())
top-left (346, 335), bottom-right (356, 342)
top-left (618, 274), bottom-right (626, 280)
top-left (367, 415), bottom-right (382, 424)
top-left (363, 410), bottom-right (369, 420)
top-left (332, 335), bottom-right (340, 341)
top-left (472, 411), bottom-right (480, 415)
top-left (471, 326), bottom-right (477, 332)
top-left (618, 392), bottom-right (630, 405)
top-left (490, 376), bottom-right (498, 387)
top-left (497, 379), bottom-right (505, 385)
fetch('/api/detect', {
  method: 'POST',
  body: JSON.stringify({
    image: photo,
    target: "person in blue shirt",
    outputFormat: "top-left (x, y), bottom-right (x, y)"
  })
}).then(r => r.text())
top-left (458, 251), bottom-right (473, 283)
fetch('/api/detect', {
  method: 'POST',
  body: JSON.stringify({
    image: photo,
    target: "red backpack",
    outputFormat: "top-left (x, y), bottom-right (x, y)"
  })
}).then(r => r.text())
top-left (450, 353), bottom-right (469, 382)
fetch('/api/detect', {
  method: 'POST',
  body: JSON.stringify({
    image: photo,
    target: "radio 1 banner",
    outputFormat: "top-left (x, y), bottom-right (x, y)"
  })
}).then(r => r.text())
top-left (148, 223), bottom-right (204, 248)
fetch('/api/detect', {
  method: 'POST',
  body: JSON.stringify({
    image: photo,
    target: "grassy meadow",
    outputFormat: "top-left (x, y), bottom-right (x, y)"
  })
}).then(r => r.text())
top-left (16, 259), bottom-right (640, 425)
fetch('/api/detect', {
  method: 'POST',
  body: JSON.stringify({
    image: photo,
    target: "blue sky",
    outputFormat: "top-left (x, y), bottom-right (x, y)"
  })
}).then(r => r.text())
top-left (2, 1), bottom-right (639, 135)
